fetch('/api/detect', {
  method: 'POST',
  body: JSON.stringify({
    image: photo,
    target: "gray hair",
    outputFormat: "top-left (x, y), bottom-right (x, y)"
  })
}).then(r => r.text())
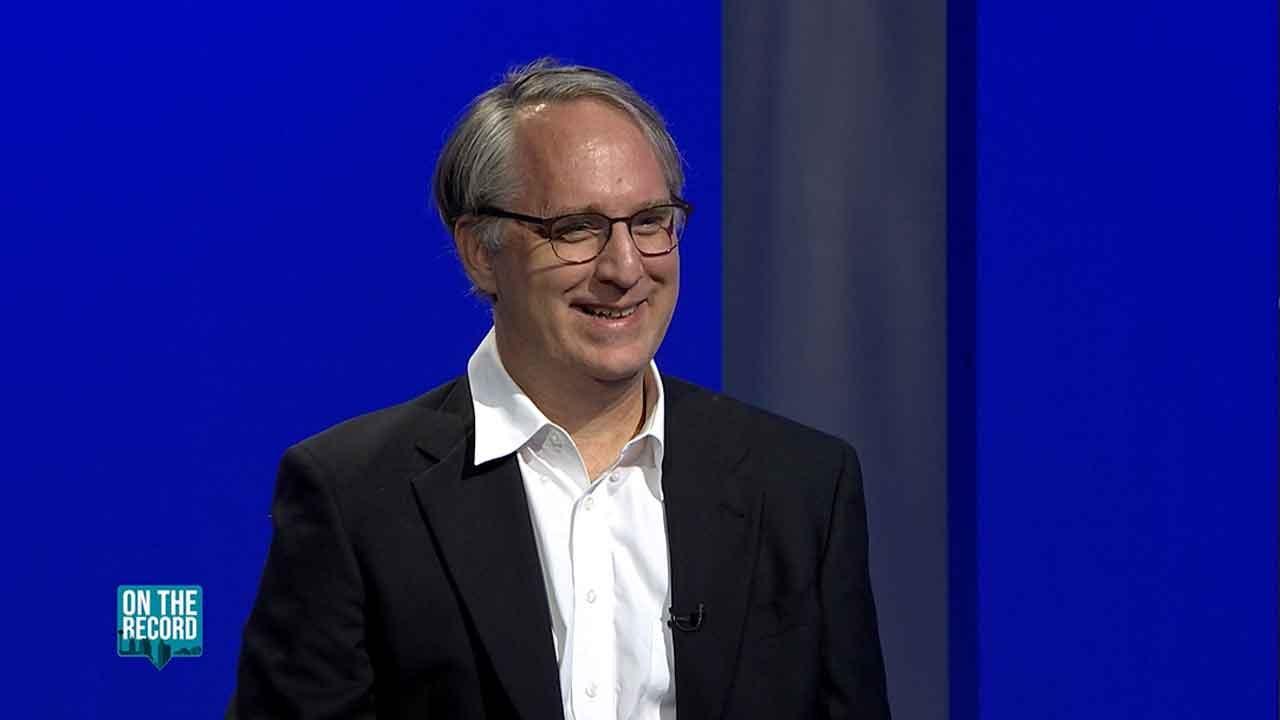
top-left (431, 58), bottom-right (685, 255)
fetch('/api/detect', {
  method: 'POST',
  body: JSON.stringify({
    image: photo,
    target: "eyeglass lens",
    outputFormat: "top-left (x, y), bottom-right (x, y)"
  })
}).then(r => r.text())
top-left (549, 205), bottom-right (686, 262)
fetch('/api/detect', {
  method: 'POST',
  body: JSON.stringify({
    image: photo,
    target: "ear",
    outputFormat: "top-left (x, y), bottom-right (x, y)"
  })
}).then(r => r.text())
top-left (453, 218), bottom-right (500, 297)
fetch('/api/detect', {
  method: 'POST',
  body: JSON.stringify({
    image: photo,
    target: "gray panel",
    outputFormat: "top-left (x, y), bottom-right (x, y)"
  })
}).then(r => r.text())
top-left (723, 1), bottom-right (948, 718)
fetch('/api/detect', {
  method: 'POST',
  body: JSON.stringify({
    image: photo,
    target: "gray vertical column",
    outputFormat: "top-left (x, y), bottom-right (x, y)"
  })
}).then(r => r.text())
top-left (723, 2), bottom-right (948, 718)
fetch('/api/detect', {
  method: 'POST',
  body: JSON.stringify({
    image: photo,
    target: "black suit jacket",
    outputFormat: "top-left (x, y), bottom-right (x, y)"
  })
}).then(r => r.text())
top-left (232, 376), bottom-right (890, 719)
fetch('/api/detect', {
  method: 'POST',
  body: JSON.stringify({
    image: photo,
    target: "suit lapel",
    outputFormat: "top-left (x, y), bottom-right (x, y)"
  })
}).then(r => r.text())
top-left (410, 379), bottom-right (563, 720)
top-left (662, 380), bottom-right (764, 720)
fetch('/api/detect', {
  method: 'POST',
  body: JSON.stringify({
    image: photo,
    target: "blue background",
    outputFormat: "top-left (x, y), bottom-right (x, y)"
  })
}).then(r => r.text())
top-left (956, 0), bottom-right (1277, 717)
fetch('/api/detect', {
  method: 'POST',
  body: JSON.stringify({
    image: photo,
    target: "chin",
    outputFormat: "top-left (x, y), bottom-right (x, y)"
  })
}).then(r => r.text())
top-left (579, 352), bottom-right (653, 385)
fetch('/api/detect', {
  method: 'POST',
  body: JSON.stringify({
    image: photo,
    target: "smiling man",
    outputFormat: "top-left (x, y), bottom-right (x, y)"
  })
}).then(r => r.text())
top-left (232, 59), bottom-right (890, 720)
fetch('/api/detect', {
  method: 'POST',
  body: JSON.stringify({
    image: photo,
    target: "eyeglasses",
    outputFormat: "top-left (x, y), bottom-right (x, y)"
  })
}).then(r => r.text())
top-left (473, 198), bottom-right (692, 264)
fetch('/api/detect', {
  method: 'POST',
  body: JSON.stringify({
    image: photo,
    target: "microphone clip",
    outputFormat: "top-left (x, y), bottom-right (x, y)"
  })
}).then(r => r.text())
top-left (667, 602), bottom-right (705, 632)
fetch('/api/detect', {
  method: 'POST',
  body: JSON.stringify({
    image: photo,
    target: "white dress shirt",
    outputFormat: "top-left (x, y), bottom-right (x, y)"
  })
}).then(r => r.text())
top-left (467, 328), bottom-right (676, 720)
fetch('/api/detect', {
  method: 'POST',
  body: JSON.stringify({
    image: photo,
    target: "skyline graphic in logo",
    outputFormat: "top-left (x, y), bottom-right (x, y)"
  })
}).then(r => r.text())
top-left (117, 585), bottom-right (203, 669)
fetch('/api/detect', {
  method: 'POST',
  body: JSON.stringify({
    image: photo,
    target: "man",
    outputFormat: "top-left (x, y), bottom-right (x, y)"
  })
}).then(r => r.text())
top-left (232, 59), bottom-right (890, 719)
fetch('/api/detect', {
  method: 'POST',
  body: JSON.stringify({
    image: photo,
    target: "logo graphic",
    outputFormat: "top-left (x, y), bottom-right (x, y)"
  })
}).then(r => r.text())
top-left (117, 585), bottom-right (203, 669)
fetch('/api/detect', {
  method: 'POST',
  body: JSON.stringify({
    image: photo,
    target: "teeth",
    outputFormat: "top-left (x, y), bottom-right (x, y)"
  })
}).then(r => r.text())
top-left (581, 305), bottom-right (637, 319)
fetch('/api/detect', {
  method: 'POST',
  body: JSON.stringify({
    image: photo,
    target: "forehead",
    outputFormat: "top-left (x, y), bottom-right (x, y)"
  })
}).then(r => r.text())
top-left (511, 98), bottom-right (666, 211)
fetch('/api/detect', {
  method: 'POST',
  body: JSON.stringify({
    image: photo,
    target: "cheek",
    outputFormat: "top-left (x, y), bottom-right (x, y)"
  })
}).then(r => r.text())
top-left (491, 248), bottom-right (558, 305)
top-left (520, 268), bottom-right (592, 328)
top-left (650, 255), bottom-right (679, 295)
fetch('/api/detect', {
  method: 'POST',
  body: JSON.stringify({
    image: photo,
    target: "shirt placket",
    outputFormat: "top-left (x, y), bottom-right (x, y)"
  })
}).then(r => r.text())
top-left (570, 482), bottom-right (617, 719)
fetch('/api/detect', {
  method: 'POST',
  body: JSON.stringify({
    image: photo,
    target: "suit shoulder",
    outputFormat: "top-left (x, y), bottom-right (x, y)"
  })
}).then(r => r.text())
top-left (287, 377), bottom-right (463, 480)
top-left (663, 377), bottom-right (859, 521)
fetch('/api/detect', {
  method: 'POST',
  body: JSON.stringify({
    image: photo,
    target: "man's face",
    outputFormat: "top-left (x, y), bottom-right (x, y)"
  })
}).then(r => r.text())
top-left (483, 98), bottom-right (679, 390)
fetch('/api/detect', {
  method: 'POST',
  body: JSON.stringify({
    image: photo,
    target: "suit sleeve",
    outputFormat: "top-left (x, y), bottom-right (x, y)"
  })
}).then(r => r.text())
top-left (818, 443), bottom-right (891, 719)
top-left (230, 445), bottom-right (376, 719)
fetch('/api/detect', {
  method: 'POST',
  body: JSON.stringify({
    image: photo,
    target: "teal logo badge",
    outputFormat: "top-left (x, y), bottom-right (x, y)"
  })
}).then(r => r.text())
top-left (117, 585), bottom-right (203, 669)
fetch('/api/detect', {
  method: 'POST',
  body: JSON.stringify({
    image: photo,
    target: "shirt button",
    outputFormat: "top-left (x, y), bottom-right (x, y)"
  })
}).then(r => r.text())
top-left (548, 433), bottom-right (563, 449)
top-left (585, 683), bottom-right (598, 698)
top-left (583, 496), bottom-right (595, 511)
top-left (585, 589), bottom-right (597, 604)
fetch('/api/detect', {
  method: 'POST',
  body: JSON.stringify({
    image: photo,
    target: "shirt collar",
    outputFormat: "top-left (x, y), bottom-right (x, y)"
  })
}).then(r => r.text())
top-left (467, 327), bottom-right (666, 477)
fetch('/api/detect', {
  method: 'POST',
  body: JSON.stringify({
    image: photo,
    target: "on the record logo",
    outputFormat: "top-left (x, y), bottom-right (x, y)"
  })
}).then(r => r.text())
top-left (117, 585), bottom-right (203, 669)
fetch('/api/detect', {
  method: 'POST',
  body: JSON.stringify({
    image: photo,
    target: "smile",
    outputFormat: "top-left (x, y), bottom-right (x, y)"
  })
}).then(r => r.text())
top-left (574, 301), bottom-right (643, 319)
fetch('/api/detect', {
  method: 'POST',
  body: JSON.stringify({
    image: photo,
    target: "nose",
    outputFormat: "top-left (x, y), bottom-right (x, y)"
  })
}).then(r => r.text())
top-left (592, 219), bottom-right (644, 290)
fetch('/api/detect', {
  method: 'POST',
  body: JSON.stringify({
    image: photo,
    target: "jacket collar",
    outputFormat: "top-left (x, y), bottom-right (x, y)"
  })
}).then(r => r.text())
top-left (660, 378), bottom-right (763, 720)
top-left (410, 377), bottom-right (564, 718)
